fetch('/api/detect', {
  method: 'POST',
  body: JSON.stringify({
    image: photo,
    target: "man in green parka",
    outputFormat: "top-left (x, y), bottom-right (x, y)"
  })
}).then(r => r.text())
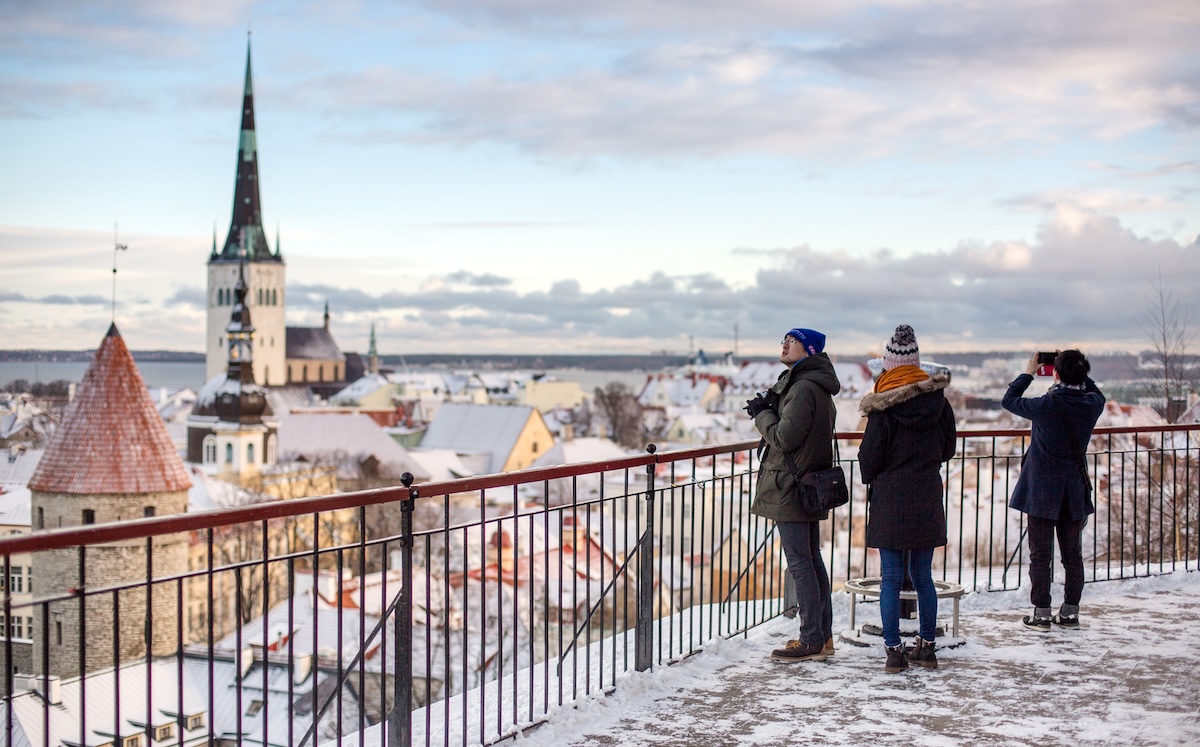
top-left (746, 327), bottom-right (840, 662)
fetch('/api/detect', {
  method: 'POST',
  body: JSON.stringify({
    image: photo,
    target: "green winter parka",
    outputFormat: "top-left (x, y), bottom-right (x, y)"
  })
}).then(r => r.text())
top-left (749, 353), bottom-right (841, 523)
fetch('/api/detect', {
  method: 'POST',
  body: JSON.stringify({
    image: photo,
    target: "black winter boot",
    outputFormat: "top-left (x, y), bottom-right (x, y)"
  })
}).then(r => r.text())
top-left (884, 644), bottom-right (908, 673)
top-left (906, 637), bottom-right (938, 668)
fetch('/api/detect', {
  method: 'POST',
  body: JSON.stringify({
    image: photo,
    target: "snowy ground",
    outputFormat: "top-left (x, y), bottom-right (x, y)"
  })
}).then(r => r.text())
top-left (506, 571), bottom-right (1200, 746)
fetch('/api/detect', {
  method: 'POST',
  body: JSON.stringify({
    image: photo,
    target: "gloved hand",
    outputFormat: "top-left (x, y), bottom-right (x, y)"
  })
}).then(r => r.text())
top-left (744, 392), bottom-right (772, 418)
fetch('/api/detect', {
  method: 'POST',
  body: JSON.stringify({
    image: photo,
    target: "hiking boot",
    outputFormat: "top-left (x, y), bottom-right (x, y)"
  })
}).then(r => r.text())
top-left (906, 637), bottom-right (938, 668)
top-left (1022, 615), bottom-right (1051, 632)
top-left (772, 639), bottom-right (827, 662)
top-left (823, 637), bottom-right (835, 656)
top-left (1052, 613), bottom-right (1080, 629)
top-left (884, 644), bottom-right (908, 673)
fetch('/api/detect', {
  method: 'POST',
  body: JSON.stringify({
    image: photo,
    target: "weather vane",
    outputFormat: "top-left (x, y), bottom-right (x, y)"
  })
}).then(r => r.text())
top-left (112, 222), bottom-right (128, 323)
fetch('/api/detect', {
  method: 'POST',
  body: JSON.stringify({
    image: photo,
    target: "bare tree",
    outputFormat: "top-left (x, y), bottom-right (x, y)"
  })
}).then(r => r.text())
top-left (1139, 271), bottom-right (1197, 423)
top-left (592, 382), bottom-right (644, 449)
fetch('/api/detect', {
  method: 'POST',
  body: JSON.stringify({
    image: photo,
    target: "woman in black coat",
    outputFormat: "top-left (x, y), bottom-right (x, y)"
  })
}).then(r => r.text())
top-left (858, 325), bottom-right (956, 673)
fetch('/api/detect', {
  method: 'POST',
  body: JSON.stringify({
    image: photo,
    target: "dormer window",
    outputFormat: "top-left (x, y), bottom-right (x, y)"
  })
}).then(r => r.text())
top-left (152, 724), bottom-right (174, 741)
top-left (185, 713), bottom-right (204, 730)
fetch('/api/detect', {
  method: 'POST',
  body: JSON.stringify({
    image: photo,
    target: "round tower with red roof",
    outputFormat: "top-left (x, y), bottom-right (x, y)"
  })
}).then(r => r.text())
top-left (29, 323), bottom-right (191, 679)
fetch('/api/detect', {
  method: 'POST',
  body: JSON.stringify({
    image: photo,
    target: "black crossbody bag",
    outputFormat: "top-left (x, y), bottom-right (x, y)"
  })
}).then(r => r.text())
top-left (782, 439), bottom-right (849, 514)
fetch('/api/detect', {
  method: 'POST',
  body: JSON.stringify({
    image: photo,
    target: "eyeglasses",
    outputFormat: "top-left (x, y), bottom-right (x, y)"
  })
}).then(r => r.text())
top-left (781, 337), bottom-right (798, 346)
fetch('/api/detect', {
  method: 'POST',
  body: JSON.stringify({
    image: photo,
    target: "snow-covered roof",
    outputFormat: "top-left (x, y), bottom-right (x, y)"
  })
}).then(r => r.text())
top-left (405, 447), bottom-right (477, 481)
top-left (419, 403), bottom-right (542, 474)
top-left (330, 373), bottom-right (391, 405)
top-left (531, 437), bottom-right (628, 469)
top-left (0, 484), bottom-right (31, 528)
top-left (276, 411), bottom-right (429, 480)
top-left (0, 447), bottom-right (43, 486)
top-left (637, 374), bottom-right (720, 408)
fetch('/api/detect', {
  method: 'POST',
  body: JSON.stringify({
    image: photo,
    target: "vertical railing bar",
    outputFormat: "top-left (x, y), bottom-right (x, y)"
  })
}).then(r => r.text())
top-left (583, 478), bottom-right (593, 695)
top-left (234, 565), bottom-right (243, 747)
top-left (287, 554), bottom-right (296, 747)
top-left (206, 528), bottom-right (215, 745)
top-left (478, 490), bottom-right (487, 746)
top-left (2, 552), bottom-right (13, 747)
top-left (596, 474), bottom-right (607, 694)
top-left (378, 533), bottom-right (390, 747)
top-left (424, 527), bottom-right (435, 747)
top-left (356, 507), bottom-right (366, 747)
top-left (570, 476), bottom-right (579, 701)
top-left (336, 547), bottom-right (345, 742)
top-left (539, 485), bottom-right (549, 720)
top-left (442, 493), bottom-right (452, 747)
top-left (113, 588), bottom-right (120, 747)
top-left (511, 485), bottom-right (520, 728)
top-left (459, 519), bottom-right (468, 747)
top-left (261, 519), bottom-right (271, 747)
top-left (176, 575), bottom-right (185, 747)
top-left (78, 544), bottom-right (87, 747)
top-left (145, 536), bottom-right (154, 747)
top-left (310, 512), bottom-right (320, 747)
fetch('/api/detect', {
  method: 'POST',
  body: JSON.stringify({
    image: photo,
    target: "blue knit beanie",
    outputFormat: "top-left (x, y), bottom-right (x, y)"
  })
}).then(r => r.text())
top-left (786, 328), bottom-right (826, 356)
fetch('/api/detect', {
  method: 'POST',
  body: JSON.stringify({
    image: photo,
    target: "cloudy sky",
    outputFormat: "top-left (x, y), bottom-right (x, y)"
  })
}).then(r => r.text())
top-left (1, 0), bottom-right (1197, 357)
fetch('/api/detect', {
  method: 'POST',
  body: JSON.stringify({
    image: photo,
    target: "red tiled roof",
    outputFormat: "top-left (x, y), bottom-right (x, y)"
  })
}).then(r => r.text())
top-left (29, 324), bottom-right (192, 495)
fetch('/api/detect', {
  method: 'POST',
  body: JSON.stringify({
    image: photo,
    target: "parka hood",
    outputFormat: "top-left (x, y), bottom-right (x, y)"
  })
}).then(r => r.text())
top-left (773, 353), bottom-right (841, 397)
top-left (859, 372), bottom-right (951, 426)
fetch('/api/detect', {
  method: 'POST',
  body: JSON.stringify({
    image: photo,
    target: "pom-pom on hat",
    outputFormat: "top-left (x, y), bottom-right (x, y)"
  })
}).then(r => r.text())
top-left (882, 324), bottom-right (920, 370)
top-left (786, 328), bottom-right (826, 356)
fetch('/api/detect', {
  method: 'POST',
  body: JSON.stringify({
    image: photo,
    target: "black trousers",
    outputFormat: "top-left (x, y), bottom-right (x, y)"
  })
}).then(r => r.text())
top-left (1027, 500), bottom-right (1087, 610)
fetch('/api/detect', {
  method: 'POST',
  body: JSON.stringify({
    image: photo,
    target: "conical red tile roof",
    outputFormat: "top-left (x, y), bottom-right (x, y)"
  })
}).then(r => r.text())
top-left (29, 324), bottom-right (192, 495)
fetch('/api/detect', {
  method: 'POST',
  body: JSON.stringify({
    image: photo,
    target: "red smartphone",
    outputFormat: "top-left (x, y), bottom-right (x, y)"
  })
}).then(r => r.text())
top-left (1036, 351), bottom-right (1056, 377)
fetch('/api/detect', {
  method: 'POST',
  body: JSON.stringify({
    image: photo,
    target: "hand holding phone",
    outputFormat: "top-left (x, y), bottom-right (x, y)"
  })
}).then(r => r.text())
top-left (1035, 351), bottom-right (1056, 377)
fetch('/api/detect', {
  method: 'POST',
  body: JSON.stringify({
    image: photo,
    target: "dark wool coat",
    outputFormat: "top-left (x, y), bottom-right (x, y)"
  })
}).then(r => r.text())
top-left (859, 373), bottom-right (956, 550)
top-left (750, 353), bottom-right (840, 523)
top-left (1002, 374), bottom-right (1105, 521)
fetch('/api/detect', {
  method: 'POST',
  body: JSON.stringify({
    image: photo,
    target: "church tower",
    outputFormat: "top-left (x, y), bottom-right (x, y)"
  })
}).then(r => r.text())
top-left (189, 258), bottom-right (278, 482)
top-left (207, 37), bottom-right (286, 385)
top-left (29, 324), bottom-right (191, 679)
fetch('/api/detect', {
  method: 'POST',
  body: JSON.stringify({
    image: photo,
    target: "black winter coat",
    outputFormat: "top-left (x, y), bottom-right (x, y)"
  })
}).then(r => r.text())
top-left (859, 373), bottom-right (956, 550)
top-left (1002, 374), bottom-right (1105, 521)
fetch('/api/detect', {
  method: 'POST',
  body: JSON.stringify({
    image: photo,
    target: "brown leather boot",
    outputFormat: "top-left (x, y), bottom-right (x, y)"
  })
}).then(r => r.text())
top-left (905, 637), bottom-right (938, 668)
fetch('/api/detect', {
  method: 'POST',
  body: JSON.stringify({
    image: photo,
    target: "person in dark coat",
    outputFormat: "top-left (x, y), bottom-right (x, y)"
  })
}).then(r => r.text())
top-left (1002, 349), bottom-right (1105, 631)
top-left (859, 325), bottom-right (956, 673)
top-left (746, 327), bottom-right (840, 663)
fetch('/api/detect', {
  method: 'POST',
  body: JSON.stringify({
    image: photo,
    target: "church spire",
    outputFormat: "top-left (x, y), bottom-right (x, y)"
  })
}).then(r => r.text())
top-left (218, 35), bottom-right (278, 263)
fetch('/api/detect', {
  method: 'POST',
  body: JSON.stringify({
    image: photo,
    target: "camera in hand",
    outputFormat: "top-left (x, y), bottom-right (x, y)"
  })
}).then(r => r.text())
top-left (1036, 351), bottom-right (1056, 377)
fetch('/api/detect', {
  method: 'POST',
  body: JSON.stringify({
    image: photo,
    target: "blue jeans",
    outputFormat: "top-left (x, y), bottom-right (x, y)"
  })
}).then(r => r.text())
top-left (777, 521), bottom-right (832, 646)
top-left (879, 548), bottom-right (937, 647)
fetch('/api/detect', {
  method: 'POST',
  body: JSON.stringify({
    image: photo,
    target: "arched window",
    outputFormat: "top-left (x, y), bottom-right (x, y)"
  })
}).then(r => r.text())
top-left (203, 436), bottom-right (217, 464)
top-left (266, 434), bottom-right (277, 465)
top-left (36, 507), bottom-right (44, 530)
top-left (272, 289), bottom-right (278, 305)
top-left (247, 443), bottom-right (255, 464)
top-left (225, 443), bottom-right (233, 464)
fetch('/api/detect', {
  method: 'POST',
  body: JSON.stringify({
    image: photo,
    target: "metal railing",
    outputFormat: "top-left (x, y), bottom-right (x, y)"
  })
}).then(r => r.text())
top-left (1, 424), bottom-right (1196, 747)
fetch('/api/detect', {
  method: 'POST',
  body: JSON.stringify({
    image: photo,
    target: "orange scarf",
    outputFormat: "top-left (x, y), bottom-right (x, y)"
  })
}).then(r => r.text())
top-left (875, 365), bottom-right (929, 393)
